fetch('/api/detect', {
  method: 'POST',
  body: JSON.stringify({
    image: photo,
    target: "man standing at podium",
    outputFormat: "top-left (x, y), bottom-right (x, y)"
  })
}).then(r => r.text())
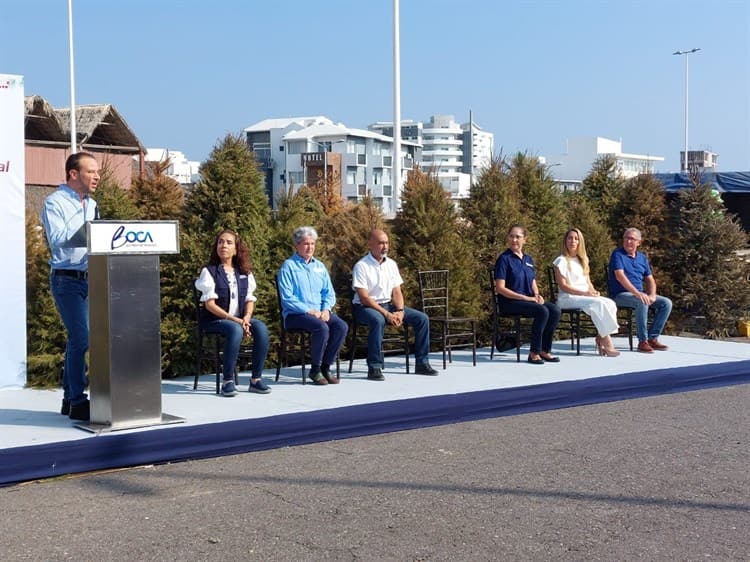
top-left (41, 152), bottom-right (100, 421)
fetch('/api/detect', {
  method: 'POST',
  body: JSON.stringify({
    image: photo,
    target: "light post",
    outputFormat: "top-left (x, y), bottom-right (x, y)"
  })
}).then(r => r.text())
top-left (673, 48), bottom-right (701, 172)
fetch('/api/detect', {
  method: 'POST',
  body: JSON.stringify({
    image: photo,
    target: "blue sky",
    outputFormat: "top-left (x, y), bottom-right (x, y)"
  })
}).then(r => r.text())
top-left (3, 0), bottom-right (748, 173)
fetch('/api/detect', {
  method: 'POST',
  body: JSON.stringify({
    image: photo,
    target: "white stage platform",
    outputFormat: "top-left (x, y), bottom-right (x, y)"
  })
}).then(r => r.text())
top-left (2, 335), bottom-right (749, 486)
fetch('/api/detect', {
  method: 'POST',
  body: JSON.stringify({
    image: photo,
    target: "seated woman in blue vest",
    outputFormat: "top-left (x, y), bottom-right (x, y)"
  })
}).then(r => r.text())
top-left (195, 229), bottom-right (270, 396)
top-left (494, 224), bottom-right (561, 364)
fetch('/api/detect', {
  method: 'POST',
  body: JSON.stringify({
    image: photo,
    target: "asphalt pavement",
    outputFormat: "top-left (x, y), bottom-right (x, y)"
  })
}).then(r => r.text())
top-left (1, 383), bottom-right (748, 561)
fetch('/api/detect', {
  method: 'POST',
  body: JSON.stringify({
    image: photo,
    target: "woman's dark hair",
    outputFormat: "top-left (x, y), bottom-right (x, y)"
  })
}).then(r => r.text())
top-left (208, 229), bottom-right (252, 274)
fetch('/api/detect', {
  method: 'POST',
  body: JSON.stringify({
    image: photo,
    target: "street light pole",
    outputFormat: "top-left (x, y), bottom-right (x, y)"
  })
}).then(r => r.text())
top-left (673, 48), bottom-right (701, 172)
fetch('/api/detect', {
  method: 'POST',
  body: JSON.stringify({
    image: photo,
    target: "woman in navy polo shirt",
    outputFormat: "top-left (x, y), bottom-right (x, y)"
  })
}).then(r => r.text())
top-left (493, 225), bottom-right (561, 364)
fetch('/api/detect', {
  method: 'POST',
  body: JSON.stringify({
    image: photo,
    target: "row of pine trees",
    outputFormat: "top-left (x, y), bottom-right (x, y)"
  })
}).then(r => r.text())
top-left (25, 135), bottom-right (749, 386)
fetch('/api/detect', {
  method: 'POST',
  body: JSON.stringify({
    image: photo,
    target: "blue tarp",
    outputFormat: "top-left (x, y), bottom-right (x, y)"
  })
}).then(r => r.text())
top-left (654, 171), bottom-right (750, 193)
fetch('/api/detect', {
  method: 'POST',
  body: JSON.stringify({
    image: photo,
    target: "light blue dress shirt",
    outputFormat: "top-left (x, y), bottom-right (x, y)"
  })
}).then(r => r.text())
top-left (277, 253), bottom-right (336, 319)
top-left (41, 184), bottom-right (98, 271)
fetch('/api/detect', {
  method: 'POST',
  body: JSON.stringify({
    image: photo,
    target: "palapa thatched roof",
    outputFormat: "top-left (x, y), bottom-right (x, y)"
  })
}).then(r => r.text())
top-left (24, 96), bottom-right (144, 154)
top-left (56, 104), bottom-right (144, 153)
top-left (24, 95), bottom-right (67, 142)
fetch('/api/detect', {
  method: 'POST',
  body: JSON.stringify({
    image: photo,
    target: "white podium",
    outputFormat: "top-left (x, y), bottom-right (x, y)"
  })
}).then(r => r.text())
top-left (76, 221), bottom-right (185, 432)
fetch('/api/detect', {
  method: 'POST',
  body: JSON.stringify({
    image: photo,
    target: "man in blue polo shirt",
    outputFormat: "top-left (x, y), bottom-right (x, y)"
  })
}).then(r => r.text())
top-left (41, 152), bottom-right (100, 420)
top-left (608, 227), bottom-right (672, 353)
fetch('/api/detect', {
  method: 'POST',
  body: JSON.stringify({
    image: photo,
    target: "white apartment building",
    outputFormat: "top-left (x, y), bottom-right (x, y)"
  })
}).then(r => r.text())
top-left (244, 116), bottom-right (420, 216)
top-left (143, 148), bottom-right (200, 185)
top-left (370, 114), bottom-right (494, 199)
top-left (462, 121), bottom-right (494, 180)
top-left (543, 136), bottom-right (665, 189)
top-left (680, 149), bottom-right (719, 172)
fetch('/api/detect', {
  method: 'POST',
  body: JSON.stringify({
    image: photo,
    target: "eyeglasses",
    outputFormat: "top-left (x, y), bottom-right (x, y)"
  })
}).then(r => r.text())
top-left (624, 236), bottom-right (641, 242)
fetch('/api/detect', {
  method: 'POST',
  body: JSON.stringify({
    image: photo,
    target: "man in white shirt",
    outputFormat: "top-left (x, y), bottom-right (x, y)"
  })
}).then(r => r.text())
top-left (352, 229), bottom-right (437, 380)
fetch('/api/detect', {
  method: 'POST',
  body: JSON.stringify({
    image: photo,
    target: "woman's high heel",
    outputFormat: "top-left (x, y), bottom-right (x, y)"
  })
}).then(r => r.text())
top-left (594, 335), bottom-right (605, 356)
top-left (596, 335), bottom-right (620, 357)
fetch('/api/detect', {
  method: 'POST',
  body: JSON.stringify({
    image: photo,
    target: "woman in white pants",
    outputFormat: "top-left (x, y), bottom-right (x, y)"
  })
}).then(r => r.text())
top-left (553, 228), bottom-right (620, 357)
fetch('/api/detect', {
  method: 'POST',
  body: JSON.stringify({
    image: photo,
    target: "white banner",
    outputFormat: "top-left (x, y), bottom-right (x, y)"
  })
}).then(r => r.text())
top-left (0, 74), bottom-right (26, 388)
top-left (88, 221), bottom-right (180, 255)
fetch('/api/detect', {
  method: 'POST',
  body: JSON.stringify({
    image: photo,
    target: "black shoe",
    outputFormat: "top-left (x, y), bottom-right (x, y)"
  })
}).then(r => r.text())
top-left (68, 400), bottom-right (90, 421)
top-left (309, 372), bottom-right (328, 385)
top-left (321, 364), bottom-right (339, 384)
top-left (367, 367), bottom-right (385, 381)
top-left (61, 399), bottom-right (70, 416)
top-left (527, 356), bottom-right (544, 365)
top-left (414, 362), bottom-right (438, 376)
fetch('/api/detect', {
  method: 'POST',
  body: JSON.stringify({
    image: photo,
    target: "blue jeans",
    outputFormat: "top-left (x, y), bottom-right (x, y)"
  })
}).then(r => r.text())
top-left (284, 313), bottom-right (348, 367)
top-left (353, 304), bottom-right (430, 368)
top-left (613, 293), bottom-right (672, 343)
top-left (201, 318), bottom-right (270, 380)
top-left (50, 274), bottom-right (89, 405)
top-left (498, 299), bottom-right (561, 354)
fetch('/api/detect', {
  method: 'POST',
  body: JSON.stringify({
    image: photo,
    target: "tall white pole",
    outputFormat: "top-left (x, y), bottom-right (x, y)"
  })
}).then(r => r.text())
top-left (393, 0), bottom-right (402, 211)
top-left (684, 54), bottom-right (690, 172)
top-left (673, 48), bottom-right (700, 172)
top-left (67, 0), bottom-right (77, 153)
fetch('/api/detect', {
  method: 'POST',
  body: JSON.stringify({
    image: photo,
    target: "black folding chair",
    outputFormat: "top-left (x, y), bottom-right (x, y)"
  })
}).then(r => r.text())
top-left (417, 269), bottom-right (476, 369)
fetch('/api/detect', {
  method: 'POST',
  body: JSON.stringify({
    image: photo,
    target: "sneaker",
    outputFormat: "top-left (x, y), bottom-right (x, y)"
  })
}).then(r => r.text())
top-left (414, 362), bottom-right (438, 376)
top-left (68, 399), bottom-right (90, 421)
top-left (647, 338), bottom-right (668, 351)
top-left (221, 380), bottom-right (238, 396)
top-left (367, 367), bottom-right (385, 381)
top-left (248, 379), bottom-right (271, 394)
top-left (61, 398), bottom-right (70, 416)
top-left (637, 341), bottom-right (654, 354)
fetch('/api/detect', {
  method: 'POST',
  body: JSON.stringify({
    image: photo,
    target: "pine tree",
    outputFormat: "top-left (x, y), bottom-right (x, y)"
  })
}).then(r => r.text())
top-left (130, 159), bottom-right (185, 220)
top-left (92, 166), bottom-right (141, 220)
top-left (268, 185), bottom-right (325, 276)
top-left (393, 168), bottom-right (481, 319)
top-left (461, 155), bottom-right (522, 270)
top-left (611, 172), bottom-right (667, 252)
top-left (508, 152), bottom-right (567, 295)
top-left (319, 197), bottom-right (389, 315)
top-left (661, 184), bottom-right (749, 337)
top-left (25, 212), bottom-right (66, 386)
top-left (580, 155), bottom-right (625, 224)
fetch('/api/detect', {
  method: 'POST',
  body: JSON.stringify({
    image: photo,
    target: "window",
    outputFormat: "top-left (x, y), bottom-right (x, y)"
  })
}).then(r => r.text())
top-left (346, 167), bottom-right (357, 185)
top-left (287, 141), bottom-right (306, 155)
